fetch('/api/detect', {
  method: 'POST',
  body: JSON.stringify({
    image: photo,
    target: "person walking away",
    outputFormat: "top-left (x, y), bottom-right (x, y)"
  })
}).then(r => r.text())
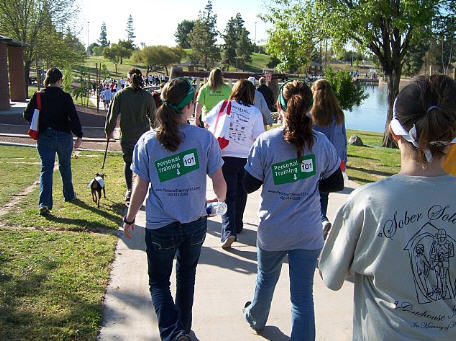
top-left (205, 79), bottom-right (265, 248)
top-left (319, 74), bottom-right (456, 341)
top-left (123, 78), bottom-right (226, 341)
top-left (105, 68), bottom-right (156, 201)
top-left (242, 80), bottom-right (343, 340)
top-left (257, 76), bottom-right (275, 112)
top-left (194, 68), bottom-right (231, 128)
top-left (310, 79), bottom-right (347, 238)
top-left (248, 76), bottom-right (274, 128)
top-left (23, 67), bottom-right (83, 216)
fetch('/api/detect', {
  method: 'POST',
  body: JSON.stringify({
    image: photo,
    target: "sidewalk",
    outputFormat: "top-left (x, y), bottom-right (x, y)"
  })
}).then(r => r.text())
top-left (98, 179), bottom-right (359, 341)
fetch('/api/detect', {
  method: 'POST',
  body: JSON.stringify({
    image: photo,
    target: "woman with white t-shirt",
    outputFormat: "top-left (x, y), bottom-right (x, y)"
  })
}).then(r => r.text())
top-left (205, 79), bottom-right (265, 248)
top-left (242, 80), bottom-right (343, 340)
top-left (123, 78), bottom-right (226, 341)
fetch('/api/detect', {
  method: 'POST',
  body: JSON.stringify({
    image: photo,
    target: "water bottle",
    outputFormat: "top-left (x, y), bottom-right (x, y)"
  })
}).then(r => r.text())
top-left (206, 202), bottom-right (227, 216)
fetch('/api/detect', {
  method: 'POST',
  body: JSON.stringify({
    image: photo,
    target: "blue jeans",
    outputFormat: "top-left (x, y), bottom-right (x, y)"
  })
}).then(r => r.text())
top-left (244, 247), bottom-right (321, 341)
top-left (221, 157), bottom-right (247, 241)
top-left (37, 128), bottom-right (75, 209)
top-left (145, 217), bottom-right (207, 341)
top-left (320, 191), bottom-right (329, 222)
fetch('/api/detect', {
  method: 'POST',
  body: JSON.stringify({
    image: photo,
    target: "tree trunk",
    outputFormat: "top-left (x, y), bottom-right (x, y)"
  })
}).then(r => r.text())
top-left (382, 66), bottom-right (401, 147)
top-left (24, 61), bottom-right (31, 98)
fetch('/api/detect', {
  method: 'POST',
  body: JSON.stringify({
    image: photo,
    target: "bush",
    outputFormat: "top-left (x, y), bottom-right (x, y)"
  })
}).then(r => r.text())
top-left (324, 67), bottom-right (368, 111)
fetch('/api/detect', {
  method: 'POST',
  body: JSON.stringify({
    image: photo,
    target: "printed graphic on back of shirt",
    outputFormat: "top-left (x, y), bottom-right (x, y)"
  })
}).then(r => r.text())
top-left (378, 204), bottom-right (456, 305)
top-left (228, 108), bottom-right (250, 143)
top-left (155, 149), bottom-right (199, 182)
top-left (271, 154), bottom-right (316, 185)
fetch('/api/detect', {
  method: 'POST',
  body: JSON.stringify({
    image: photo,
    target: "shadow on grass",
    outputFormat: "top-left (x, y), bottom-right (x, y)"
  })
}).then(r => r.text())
top-left (347, 166), bottom-right (395, 178)
top-left (347, 153), bottom-right (377, 160)
top-left (71, 199), bottom-right (124, 223)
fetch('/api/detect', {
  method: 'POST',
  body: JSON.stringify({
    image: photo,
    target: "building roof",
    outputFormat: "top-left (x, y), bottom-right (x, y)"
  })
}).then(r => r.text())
top-left (0, 35), bottom-right (29, 47)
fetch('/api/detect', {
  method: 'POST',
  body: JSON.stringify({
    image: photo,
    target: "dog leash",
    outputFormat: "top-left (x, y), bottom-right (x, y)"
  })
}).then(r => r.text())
top-left (101, 137), bottom-right (109, 170)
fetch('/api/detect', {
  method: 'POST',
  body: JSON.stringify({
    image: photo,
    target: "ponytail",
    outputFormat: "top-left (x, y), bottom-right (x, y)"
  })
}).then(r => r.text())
top-left (156, 78), bottom-right (194, 151)
top-left (280, 80), bottom-right (314, 161)
top-left (128, 68), bottom-right (144, 90)
top-left (44, 67), bottom-right (63, 87)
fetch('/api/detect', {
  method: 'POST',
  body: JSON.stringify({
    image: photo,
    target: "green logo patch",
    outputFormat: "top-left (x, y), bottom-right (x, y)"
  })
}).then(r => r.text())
top-left (155, 149), bottom-right (200, 182)
top-left (271, 155), bottom-right (316, 185)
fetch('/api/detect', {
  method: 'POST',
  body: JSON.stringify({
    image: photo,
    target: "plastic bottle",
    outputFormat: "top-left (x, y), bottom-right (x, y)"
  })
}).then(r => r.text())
top-left (206, 202), bottom-right (227, 216)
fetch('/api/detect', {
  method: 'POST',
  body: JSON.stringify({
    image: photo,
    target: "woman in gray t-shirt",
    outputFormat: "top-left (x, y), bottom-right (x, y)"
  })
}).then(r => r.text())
top-left (122, 78), bottom-right (227, 341)
top-left (243, 80), bottom-right (343, 340)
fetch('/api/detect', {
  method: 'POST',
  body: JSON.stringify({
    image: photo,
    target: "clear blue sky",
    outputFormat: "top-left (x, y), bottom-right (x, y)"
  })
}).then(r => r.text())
top-left (78, 0), bottom-right (271, 47)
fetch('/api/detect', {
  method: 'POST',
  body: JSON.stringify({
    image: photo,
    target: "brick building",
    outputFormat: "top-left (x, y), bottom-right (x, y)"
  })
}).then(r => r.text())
top-left (0, 35), bottom-right (27, 111)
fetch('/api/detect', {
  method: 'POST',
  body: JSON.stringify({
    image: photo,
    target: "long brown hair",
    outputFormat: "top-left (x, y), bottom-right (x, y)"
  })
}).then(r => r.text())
top-left (230, 79), bottom-right (254, 106)
top-left (156, 78), bottom-right (191, 151)
top-left (394, 74), bottom-right (456, 165)
top-left (281, 80), bottom-right (314, 161)
top-left (311, 79), bottom-right (344, 126)
top-left (207, 68), bottom-right (225, 90)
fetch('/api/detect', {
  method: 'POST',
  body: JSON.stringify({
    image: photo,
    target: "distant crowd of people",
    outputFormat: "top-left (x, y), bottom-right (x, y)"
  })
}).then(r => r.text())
top-left (23, 66), bottom-right (456, 341)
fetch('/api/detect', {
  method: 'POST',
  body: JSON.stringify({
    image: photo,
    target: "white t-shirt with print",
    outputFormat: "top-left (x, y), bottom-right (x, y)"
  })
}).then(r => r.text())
top-left (205, 100), bottom-right (265, 158)
top-left (320, 174), bottom-right (456, 341)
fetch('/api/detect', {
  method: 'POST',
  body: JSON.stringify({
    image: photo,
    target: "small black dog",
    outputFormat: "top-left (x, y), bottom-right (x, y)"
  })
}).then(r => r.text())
top-left (89, 173), bottom-right (106, 208)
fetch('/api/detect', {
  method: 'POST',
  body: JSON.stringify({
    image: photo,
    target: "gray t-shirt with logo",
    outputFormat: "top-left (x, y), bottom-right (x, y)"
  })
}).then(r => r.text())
top-left (132, 124), bottom-right (223, 229)
top-left (245, 127), bottom-right (340, 251)
top-left (320, 174), bottom-right (456, 341)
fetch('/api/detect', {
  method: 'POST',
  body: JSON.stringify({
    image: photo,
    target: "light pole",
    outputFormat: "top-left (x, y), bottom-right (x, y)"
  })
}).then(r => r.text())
top-left (87, 21), bottom-right (90, 50)
top-left (254, 21), bottom-right (257, 45)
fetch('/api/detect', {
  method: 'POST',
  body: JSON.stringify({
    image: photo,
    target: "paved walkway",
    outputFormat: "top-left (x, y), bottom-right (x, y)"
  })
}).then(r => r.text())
top-left (98, 179), bottom-right (358, 341)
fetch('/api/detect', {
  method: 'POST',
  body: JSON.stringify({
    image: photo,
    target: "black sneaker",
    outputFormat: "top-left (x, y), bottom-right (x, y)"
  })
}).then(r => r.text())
top-left (323, 220), bottom-right (332, 240)
top-left (124, 190), bottom-right (132, 202)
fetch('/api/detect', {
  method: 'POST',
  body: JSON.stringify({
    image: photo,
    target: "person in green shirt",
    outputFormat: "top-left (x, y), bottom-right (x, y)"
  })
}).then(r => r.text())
top-left (194, 68), bottom-right (231, 127)
top-left (105, 68), bottom-right (156, 201)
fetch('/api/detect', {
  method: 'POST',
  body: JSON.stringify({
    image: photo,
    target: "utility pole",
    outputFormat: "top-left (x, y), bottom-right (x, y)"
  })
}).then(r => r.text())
top-left (87, 21), bottom-right (90, 50)
top-left (254, 22), bottom-right (257, 45)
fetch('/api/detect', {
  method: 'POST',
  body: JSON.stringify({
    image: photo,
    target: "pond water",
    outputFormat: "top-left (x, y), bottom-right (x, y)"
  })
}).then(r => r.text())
top-left (344, 85), bottom-right (388, 133)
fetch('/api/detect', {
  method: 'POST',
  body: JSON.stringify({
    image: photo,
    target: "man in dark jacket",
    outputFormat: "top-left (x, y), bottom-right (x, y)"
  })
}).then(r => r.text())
top-left (257, 77), bottom-right (275, 112)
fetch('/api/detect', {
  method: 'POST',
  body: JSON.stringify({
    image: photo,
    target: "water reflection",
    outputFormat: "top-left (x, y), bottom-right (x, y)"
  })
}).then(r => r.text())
top-left (345, 85), bottom-right (388, 133)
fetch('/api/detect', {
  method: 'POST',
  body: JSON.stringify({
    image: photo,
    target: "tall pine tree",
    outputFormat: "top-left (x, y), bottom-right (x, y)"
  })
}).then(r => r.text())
top-left (233, 13), bottom-right (253, 70)
top-left (126, 15), bottom-right (136, 44)
top-left (98, 22), bottom-right (109, 47)
top-left (222, 17), bottom-right (238, 69)
top-left (188, 0), bottom-right (219, 69)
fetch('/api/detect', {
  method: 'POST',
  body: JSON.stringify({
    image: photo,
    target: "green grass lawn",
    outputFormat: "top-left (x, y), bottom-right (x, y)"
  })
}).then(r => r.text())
top-left (1, 149), bottom-right (126, 231)
top-left (0, 145), bottom-right (123, 340)
top-left (0, 229), bottom-right (116, 340)
top-left (346, 129), bottom-right (401, 185)
top-left (0, 146), bottom-right (41, 207)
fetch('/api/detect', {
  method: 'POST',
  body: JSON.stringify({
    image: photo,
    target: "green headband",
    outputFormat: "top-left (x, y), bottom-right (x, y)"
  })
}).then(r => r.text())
top-left (162, 78), bottom-right (195, 114)
top-left (278, 80), bottom-right (313, 111)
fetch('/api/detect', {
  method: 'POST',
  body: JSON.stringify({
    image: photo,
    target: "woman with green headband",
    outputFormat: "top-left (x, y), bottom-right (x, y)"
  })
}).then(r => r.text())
top-left (242, 80), bottom-right (343, 340)
top-left (122, 78), bottom-right (227, 341)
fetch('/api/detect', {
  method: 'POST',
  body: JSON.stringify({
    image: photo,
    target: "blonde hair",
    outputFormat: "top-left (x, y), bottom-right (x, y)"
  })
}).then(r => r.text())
top-left (207, 68), bottom-right (224, 90)
top-left (311, 79), bottom-right (344, 126)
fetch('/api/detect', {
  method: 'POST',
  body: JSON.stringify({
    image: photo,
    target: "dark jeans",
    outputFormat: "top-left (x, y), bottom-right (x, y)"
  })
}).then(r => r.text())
top-left (121, 141), bottom-right (135, 190)
top-left (221, 157), bottom-right (247, 241)
top-left (37, 128), bottom-right (75, 209)
top-left (145, 217), bottom-right (207, 341)
top-left (319, 191), bottom-right (329, 221)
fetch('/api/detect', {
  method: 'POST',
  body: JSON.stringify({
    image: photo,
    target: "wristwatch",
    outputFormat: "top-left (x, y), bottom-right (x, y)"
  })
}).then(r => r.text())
top-left (123, 215), bottom-right (135, 225)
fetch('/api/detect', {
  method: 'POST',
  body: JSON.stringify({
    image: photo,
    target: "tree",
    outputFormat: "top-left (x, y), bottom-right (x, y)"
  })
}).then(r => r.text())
top-left (133, 45), bottom-right (185, 75)
top-left (117, 40), bottom-right (134, 64)
top-left (175, 20), bottom-right (195, 49)
top-left (188, 0), bottom-right (220, 69)
top-left (433, 1), bottom-right (456, 74)
top-left (98, 22), bottom-right (109, 47)
top-left (233, 13), bottom-right (254, 70)
top-left (0, 0), bottom-right (79, 95)
top-left (263, 0), bottom-right (441, 146)
top-left (324, 68), bottom-right (368, 111)
top-left (103, 44), bottom-right (121, 75)
top-left (125, 14), bottom-right (136, 45)
top-left (221, 17), bottom-right (238, 69)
